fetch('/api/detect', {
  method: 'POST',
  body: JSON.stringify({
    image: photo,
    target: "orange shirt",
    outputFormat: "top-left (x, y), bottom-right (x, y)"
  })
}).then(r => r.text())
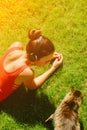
top-left (0, 47), bottom-right (28, 102)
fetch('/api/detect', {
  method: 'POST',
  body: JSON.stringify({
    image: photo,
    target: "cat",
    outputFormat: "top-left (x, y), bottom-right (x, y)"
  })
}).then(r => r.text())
top-left (45, 87), bottom-right (83, 130)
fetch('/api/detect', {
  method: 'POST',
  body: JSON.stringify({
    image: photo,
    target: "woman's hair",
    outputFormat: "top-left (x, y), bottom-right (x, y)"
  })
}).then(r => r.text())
top-left (26, 29), bottom-right (55, 61)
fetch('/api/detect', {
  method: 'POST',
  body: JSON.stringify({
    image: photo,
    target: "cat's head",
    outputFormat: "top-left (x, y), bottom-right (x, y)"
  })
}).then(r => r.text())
top-left (62, 87), bottom-right (83, 110)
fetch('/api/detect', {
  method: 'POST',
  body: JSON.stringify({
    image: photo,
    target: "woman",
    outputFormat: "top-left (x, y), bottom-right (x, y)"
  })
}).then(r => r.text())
top-left (0, 29), bottom-right (63, 102)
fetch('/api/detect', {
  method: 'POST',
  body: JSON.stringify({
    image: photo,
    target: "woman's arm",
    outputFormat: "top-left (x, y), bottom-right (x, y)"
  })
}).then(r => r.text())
top-left (23, 54), bottom-right (63, 90)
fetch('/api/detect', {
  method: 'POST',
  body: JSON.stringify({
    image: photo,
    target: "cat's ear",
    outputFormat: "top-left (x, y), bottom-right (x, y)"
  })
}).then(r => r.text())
top-left (71, 86), bottom-right (75, 92)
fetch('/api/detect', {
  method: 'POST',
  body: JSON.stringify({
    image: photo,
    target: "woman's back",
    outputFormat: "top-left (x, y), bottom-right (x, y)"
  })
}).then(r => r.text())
top-left (3, 47), bottom-right (27, 73)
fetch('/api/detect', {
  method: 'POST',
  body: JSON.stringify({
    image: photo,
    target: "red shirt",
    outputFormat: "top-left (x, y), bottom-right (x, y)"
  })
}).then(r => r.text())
top-left (0, 47), bottom-right (28, 102)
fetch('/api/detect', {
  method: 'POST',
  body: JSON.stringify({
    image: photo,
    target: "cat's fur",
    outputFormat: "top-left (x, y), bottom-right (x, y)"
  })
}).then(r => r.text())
top-left (45, 88), bottom-right (83, 130)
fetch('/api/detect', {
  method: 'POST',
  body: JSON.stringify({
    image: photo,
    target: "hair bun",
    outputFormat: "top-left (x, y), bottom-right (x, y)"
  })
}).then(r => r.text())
top-left (28, 29), bottom-right (42, 40)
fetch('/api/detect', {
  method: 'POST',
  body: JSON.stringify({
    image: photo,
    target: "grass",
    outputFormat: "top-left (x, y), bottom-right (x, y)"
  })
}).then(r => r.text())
top-left (0, 0), bottom-right (87, 129)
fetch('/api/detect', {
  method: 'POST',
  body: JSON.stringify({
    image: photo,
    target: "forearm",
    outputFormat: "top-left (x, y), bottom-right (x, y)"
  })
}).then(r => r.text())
top-left (31, 66), bottom-right (56, 89)
top-left (28, 54), bottom-right (63, 90)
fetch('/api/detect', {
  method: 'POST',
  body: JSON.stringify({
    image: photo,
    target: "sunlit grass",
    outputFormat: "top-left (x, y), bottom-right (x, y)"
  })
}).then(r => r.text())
top-left (0, 0), bottom-right (87, 130)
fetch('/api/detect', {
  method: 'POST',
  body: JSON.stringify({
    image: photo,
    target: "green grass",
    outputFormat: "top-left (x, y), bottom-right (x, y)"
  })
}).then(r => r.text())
top-left (0, 0), bottom-right (87, 129)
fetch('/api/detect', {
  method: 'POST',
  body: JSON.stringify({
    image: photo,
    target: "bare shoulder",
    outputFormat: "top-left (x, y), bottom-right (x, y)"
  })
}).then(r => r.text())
top-left (20, 67), bottom-right (34, 77)
top-left (8, 41), bottom-right (23, 49)
top-left (15, 67), bottom-right (34, 87)
top-left (19, 67), bottom-right (34, 82)
top-left (19, 67), bottom-right (34, 88)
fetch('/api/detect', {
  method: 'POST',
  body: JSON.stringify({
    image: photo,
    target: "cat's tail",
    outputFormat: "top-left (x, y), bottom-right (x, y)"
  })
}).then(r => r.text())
top-left (45, 114), bottom-right (54, 122)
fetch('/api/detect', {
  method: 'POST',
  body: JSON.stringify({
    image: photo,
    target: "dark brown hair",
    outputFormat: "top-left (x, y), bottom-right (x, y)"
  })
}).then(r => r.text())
top-left (26, 29), bottom-right (55, 61)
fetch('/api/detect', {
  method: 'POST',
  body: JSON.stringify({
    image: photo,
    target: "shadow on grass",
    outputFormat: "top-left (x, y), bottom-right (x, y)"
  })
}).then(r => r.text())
top-left (0, 86), bottom-right (55, 130)
top-left (80, 119), bottom-right (84, 130)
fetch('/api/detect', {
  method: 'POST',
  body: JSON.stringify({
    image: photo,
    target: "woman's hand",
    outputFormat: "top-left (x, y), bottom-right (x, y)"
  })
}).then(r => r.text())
top-left (51, 52), bottom-right (63, 70)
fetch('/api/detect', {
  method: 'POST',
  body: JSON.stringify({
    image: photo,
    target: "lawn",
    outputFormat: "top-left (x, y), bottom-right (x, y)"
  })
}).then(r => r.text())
top-left (0, 0), bottom-right (87, 130)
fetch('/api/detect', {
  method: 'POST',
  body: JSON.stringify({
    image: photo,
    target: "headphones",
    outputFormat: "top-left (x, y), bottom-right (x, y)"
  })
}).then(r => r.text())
top-left (29, 37), bottom-right (44, 61)
top-left (29, 52), bottom-right (37, 61)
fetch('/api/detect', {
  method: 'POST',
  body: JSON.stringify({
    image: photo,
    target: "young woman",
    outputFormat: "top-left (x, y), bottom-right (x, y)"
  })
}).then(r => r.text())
top-left (0, 29), bottom-right (63, 102)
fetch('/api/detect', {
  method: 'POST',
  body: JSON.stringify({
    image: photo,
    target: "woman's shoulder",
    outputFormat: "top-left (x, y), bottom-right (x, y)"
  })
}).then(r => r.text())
top-left (17, 66), bottom-right (34, 85)
top-left (19, 66), bottom-right (34, 77)
top-left (15, 66), bottom-right (34, 86)
top-left (8, 41), bottom-right (23, 49)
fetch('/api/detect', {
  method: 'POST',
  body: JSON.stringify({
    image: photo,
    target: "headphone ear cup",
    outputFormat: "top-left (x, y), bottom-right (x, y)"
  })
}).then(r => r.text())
top-left (29, 53), bottom-right (37, 61)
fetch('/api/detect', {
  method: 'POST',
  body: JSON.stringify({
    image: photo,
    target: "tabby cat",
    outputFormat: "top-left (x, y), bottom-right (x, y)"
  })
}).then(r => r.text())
top-left (45, 87), bottom-right (83, 130)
